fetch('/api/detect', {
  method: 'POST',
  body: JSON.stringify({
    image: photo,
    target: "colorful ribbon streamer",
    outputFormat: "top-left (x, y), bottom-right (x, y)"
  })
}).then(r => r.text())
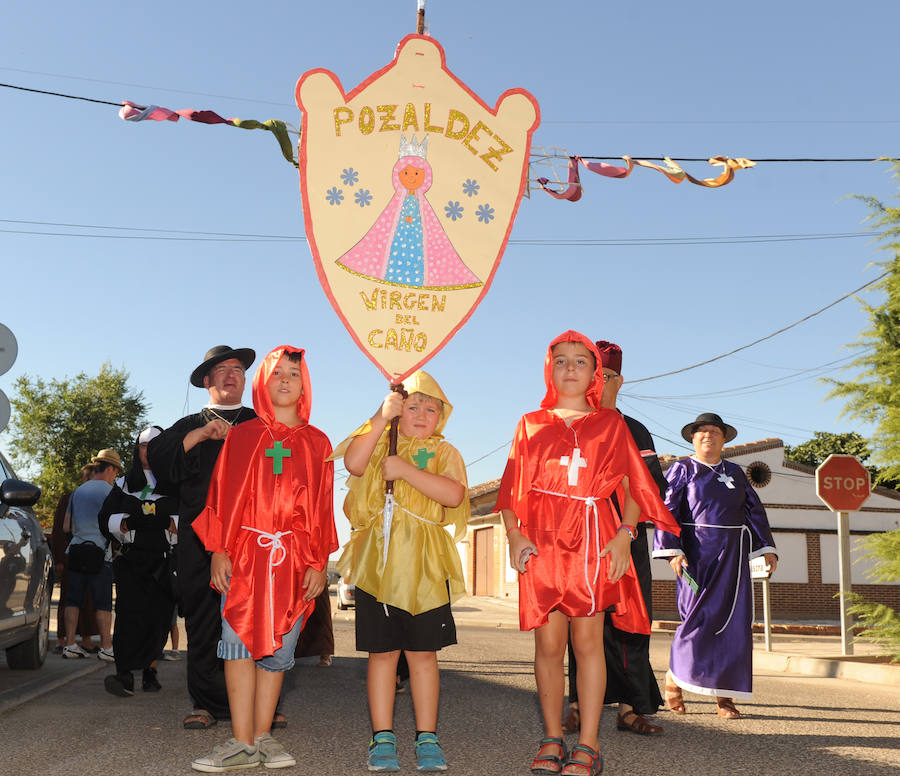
top-left (536, 155), bottom-right (756, 200)
top-left (119, 101), bottom-right (297, 167)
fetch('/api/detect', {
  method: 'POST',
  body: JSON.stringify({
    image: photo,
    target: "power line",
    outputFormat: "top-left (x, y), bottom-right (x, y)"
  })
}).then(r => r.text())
top-left (628, 270), bottom-right (891, 384)
top-left (6, 67), bottom-right (899, 127)
top-left (0, 82), bottom-right (122, 107)
top-left (2, 81), bottom-right (898, 165)
top-left (0, 67), bottom-right (288, 107)
top-left (627, 350), bottom-right (871, 401)
top-left (0, 219), bottom-right (884, 248)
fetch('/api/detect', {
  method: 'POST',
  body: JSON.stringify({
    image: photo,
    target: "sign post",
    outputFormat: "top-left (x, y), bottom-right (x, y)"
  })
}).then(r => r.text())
top-left (750, 557), bottom-right (774, 651)
top-left (815, 454), bottom-right (871, 655)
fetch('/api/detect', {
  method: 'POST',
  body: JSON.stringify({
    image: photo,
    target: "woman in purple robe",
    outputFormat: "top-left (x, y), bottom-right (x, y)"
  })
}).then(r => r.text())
top-left (652, 412), bottom-right (777, 719)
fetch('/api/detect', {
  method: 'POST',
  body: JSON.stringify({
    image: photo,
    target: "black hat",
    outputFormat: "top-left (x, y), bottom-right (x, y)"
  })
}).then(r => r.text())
top-left (681, 412), bottom-right (737, 443)
top-left (190, 345), bottom-right (256, 387)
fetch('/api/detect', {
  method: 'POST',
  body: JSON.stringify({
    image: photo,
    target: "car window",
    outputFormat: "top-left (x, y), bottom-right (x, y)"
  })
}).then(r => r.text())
top-left (0, 450), bottom-right (15, 480)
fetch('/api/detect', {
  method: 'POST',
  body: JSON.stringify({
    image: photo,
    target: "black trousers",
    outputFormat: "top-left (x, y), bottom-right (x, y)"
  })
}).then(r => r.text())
top-left (112, 550), bottom-right (174, 674)
top-left (178, 520), bottom-right (229, 719)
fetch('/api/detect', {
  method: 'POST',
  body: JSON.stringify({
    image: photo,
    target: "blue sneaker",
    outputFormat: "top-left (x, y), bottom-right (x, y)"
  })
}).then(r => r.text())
top-left (415, 733), bottom-right (447, 772)
top-left (368, 731), bottom-right (400, 772)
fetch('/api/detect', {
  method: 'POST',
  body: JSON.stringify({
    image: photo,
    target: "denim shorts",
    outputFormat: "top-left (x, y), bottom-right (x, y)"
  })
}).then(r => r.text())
top-left (217, 594), bottom-right (304, 673)
top-left (65, 563), bottom-right (113, 611)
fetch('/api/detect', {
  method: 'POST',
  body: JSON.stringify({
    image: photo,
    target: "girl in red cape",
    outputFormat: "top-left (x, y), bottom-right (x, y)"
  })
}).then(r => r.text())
top-left (497, 331), bottom-right (679, 776)
top-left (192, 345), bottom-right (336, 772)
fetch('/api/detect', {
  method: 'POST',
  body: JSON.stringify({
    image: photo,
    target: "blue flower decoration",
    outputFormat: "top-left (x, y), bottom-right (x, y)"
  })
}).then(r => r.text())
top-left (340, 168), bottom-right (359, 186)
top-left (462, 178), bottom-right (480, 197)
top-left (444, 201), bottom-right (464, 221)
top-left (325, 187), bottom-right (344, 206)
top-left (476, 203), bottom-right (495, 224)
top-left (354, 188), bottom-right (373, 207)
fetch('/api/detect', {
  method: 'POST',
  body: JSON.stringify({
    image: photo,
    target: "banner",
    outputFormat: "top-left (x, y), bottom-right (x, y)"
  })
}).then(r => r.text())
top-left (296, 34), bottom-right (539, 380)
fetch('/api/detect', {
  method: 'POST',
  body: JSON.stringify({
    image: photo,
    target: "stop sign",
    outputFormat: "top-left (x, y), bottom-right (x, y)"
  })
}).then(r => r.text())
top-left (815, 454), bottom-right (871, 512)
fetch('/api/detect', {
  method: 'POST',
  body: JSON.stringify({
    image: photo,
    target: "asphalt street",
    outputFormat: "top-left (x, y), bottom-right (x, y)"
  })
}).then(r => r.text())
top-left (1, 598), bottom-right (899, 775)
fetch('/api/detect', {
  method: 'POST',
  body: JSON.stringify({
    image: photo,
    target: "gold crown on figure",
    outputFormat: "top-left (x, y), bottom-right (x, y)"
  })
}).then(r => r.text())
top-left (398, 134), bottom-right (428, 159)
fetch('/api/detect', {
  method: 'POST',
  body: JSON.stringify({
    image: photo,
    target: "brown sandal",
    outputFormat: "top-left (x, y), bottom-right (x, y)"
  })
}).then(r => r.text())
top-left (183, 709), bottom-right (216, 729)
top-left (562, 705), bottom-right (581, 733)
top-left (616, 710), bottom-right (663, 735)
top-left (716, 697), bottom-right (741, 719)
top-left (664, 672), bottom-right (685, 714)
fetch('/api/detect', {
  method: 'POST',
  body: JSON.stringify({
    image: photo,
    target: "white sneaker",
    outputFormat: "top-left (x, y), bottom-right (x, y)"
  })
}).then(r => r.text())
top-left (98, 647), bottom-right (115, 662)
top-left (192, 738), bottom-right (260, 772)
top-left (255, 733), bottom-right (296, 769)
top-left (62, 644), bottom-right (89, 659)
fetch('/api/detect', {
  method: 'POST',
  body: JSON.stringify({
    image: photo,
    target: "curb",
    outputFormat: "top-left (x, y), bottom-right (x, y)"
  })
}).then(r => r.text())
top-left (0, 658), bottom-right (106, 715)
top-left (753, 649), bottom-right (900, 686)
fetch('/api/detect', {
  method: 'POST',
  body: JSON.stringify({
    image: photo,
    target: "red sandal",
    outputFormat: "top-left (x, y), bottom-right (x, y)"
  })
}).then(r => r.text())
top-left (560, 744), bottom-right (603, 776)
top-left (531, 737), bottom-right (567, 775)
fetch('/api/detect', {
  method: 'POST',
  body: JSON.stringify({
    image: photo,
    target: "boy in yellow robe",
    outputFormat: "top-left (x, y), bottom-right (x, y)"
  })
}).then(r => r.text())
top-left (335, 371), bottom-right (468, 772)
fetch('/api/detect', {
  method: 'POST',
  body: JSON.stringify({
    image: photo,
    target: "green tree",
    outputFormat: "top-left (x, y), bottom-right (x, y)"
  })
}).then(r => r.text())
top-left (827, 161), bottom-right (900, 484)
top-left (783, 431), bottom-right (872, 468)
top-left (782, 430), bottom-right (900, 489)
top-left (6, 363), bottom-right (148, 525)
top-left (847, 530), bottom-right (900, 661)
top-left (828, 163), bottom-right (900, 658)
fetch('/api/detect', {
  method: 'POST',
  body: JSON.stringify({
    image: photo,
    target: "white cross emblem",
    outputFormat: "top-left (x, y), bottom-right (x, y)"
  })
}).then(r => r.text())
top-left (559, 447), bottom-right (587, 486)
top-left (718, 470), bottom-right (735, 489)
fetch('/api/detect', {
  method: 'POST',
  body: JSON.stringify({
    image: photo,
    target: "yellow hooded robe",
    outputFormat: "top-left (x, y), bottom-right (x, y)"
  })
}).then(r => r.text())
top-left (334, 371), bottom-right (468, 615)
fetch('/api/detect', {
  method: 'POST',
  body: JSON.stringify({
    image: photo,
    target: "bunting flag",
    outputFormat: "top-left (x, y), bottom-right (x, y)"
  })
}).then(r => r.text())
top-left (534, 154), bottom-right (756, 200)
top-left (118, 101), bottom-right (298, 167)
top-left (117, 102), bottom-right (754, 198)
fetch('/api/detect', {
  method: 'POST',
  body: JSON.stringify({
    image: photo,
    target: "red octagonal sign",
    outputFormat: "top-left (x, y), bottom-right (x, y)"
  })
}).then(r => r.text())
top-left (815, 454), bottom-right (871, 512)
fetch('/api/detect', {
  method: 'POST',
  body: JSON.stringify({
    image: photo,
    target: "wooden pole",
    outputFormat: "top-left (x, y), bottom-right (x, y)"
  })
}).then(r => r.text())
top-left (417, 2), bottom-right (425, 34)
top-left (385, 382), bottom-right (408, 495)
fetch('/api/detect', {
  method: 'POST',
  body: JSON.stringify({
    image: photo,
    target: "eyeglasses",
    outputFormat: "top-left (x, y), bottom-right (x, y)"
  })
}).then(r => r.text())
top-left (211, 364), bottom-right (245, 376)
top-left (601, 372), bottom-right (619, 382)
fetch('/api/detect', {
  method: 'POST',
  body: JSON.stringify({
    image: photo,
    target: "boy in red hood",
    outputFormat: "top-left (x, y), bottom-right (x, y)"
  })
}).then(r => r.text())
top-left (191, 346), bottom-right (337, 773)
top-left (497, 331), bottom-right (678, 776)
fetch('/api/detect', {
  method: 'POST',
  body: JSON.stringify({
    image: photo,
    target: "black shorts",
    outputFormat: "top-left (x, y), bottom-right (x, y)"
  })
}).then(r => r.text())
top-left (355, 587), bottom-right (457, 653)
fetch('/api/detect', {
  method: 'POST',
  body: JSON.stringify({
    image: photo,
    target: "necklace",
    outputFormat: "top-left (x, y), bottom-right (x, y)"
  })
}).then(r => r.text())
top-left (263, 424), bottom-right (301, 475)
top-left (204, 406), bottom-right (246, 427)
top-left (692, 456), bottom-right (735, 489)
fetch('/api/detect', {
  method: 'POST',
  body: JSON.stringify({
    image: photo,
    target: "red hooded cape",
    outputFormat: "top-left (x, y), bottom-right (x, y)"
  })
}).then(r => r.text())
top-left (193, 345), bottom-right (337, 659)
top-left (497, 331), bottom-right (680, 633)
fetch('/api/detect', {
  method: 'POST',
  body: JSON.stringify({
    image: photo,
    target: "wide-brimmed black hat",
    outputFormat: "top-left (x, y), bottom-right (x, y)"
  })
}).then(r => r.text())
top-left (190, 345), bottom-right (255, 387)
top-left (681, 412), bottom-right (738, 443)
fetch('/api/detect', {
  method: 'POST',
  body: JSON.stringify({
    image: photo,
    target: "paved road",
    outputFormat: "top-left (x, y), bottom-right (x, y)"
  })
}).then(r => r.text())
top-left (2, 607), bottom-right (899, 775)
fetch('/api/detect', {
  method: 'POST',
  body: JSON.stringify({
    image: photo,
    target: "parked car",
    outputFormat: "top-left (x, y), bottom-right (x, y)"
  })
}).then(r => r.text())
top-left (0, 450), bottom-right (51, 669)
top-left (337, 577), bottom-right (355, 610)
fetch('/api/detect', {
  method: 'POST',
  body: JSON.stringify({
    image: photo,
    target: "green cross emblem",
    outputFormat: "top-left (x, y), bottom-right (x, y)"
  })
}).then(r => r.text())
top-left (412, 447), bottom-right (435, 470)
top-left (265, 440), bottom-right (292, 475)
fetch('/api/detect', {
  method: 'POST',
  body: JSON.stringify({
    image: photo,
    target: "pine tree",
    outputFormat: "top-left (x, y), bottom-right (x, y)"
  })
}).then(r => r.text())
top-left (828, 161), bottom-right (900, 484)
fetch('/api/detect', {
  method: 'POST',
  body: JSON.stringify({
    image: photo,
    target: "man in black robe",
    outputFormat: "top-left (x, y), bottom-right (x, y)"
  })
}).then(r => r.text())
top-left (148, 345), bottom-right (255, 729)
top-left (564, 340), bottom-right (667, 736)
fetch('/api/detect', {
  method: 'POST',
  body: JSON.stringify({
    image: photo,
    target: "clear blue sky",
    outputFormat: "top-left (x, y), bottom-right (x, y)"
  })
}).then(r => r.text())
top-left (2, 1), bottom-right (898, 546)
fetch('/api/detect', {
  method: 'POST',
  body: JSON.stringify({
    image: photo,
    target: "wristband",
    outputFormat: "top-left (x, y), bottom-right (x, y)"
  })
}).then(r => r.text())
top-left (618, 524), bottom-right (638, 541)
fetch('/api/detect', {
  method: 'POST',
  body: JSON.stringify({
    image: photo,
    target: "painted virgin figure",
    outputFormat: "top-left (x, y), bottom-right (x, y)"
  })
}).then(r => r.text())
top-left (337, 135), bottom-right (481, 290)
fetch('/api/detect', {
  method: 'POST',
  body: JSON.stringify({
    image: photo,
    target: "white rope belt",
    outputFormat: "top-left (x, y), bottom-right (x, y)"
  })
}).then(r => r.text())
top-left (683, 522), bottom-right (751, 635)
top-left (372, 495), bottom-right (448, 574)
top-left (533, 488), bottom-right (603, 616)
top-left (242, 526), bottom-right (290, 651)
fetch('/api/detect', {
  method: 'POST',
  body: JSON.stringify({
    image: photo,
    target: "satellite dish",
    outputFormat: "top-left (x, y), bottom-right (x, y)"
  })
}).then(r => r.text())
top-left (0, 389), bottom-right (9, 433)
top-left (0, 323), bottom-right (18, 377)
